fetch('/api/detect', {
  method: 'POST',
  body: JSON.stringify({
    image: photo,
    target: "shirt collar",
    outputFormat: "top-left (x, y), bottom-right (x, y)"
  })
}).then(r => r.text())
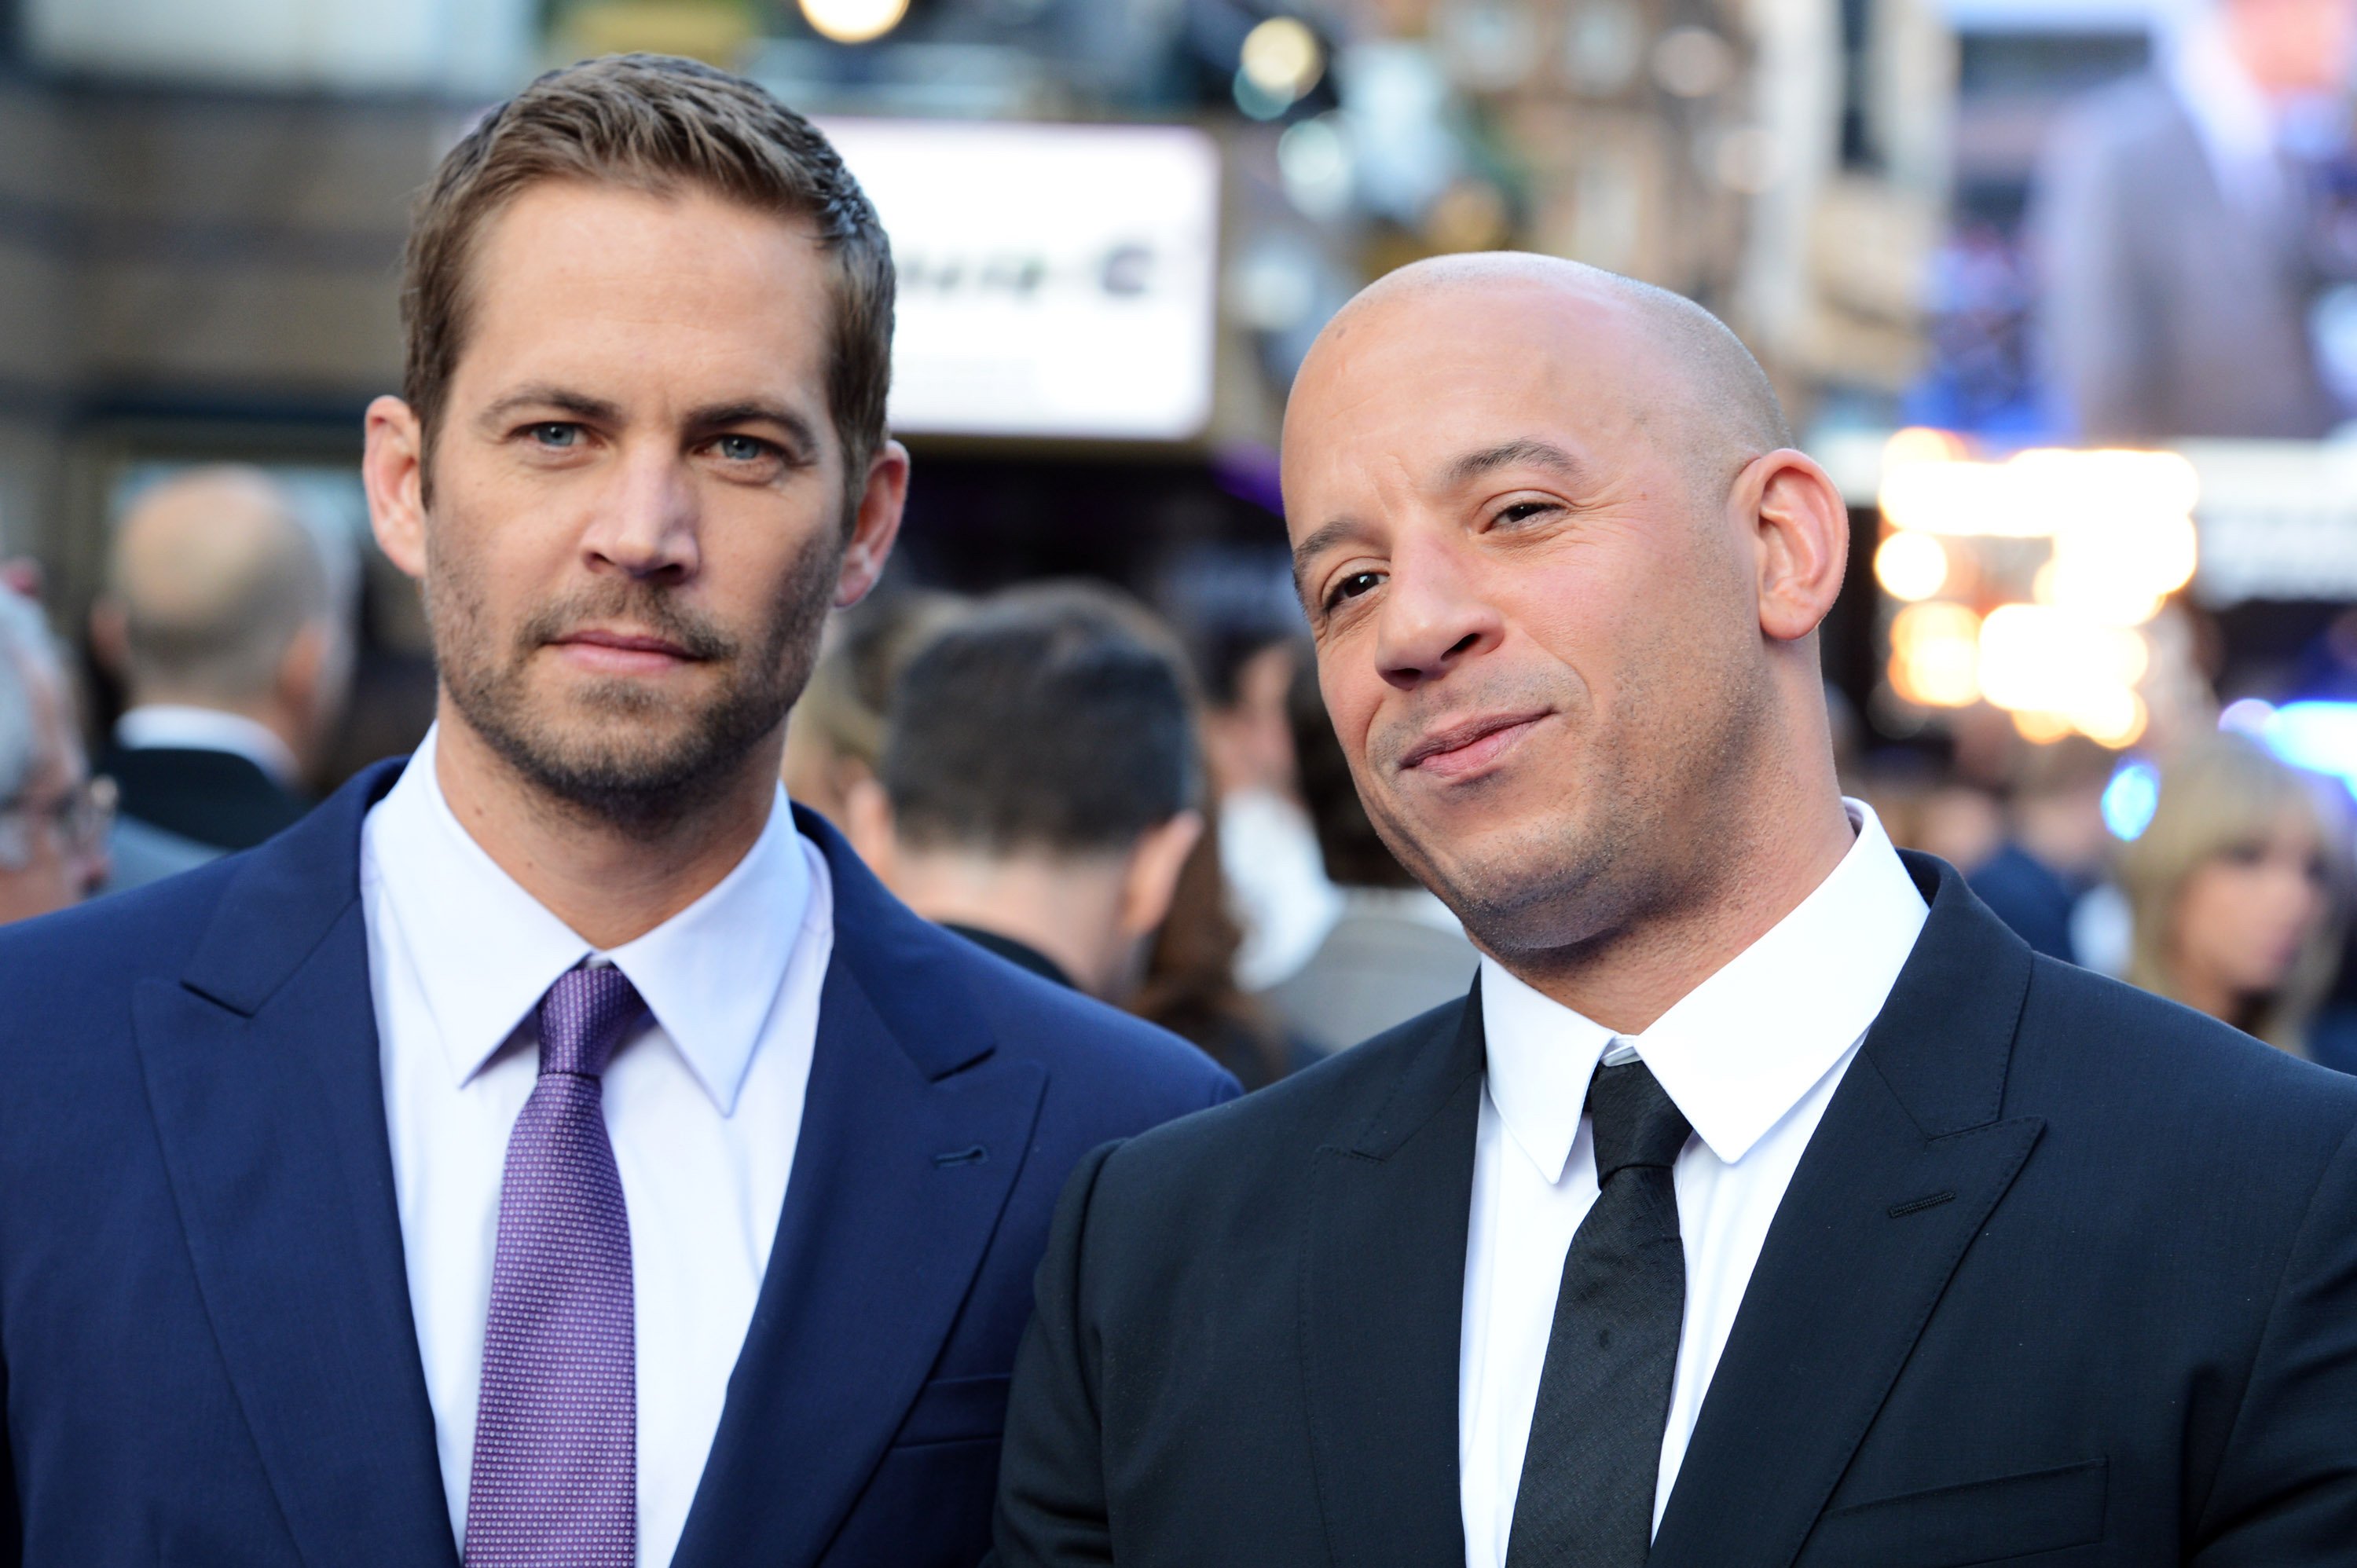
top-left (115, 704), bottom-right (301, 787)
top-left (1479, 799), bottom-right (1929, 1181)
top-left (363, 724), bottom-right (813, 1114)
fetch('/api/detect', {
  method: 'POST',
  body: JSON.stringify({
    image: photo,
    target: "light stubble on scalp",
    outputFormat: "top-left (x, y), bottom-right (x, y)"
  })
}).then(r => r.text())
top-left (1326, 251), bottom-right (1792, 505)
top-left (1304, 252), bottom-right (1795, 970)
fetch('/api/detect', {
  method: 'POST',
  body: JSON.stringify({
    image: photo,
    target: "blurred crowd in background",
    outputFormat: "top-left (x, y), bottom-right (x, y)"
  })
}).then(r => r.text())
top-left (11, 0), bottom-right (2357, 1075)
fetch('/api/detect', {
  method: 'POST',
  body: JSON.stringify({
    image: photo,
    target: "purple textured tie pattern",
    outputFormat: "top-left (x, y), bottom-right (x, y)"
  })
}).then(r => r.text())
top-left (464, 964), bottom-right (645, 1568)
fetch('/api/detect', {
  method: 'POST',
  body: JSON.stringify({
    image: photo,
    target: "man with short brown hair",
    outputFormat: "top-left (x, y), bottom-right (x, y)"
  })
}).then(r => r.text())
top-left (0, 53), bottom-right (1230, 1568)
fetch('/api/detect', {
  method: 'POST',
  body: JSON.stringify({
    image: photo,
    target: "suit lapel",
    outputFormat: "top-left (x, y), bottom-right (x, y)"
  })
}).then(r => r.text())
top-left (133, 762), bottom-right (458, 1568)
top-left (1302, 989), bottom-right (1486, 1567)
top-left (670, 820), bottom-right (1046, 1568)
top-left (1650, 855), bottom-right (2047, 1568)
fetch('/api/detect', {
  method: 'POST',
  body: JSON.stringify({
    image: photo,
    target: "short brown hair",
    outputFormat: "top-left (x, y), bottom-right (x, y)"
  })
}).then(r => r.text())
top-left (399, 53), bottom-right (894, 512)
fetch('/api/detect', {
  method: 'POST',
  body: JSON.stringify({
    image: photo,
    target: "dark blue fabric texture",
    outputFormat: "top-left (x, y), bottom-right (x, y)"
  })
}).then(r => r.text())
top-left (0, 757), bottom-right (1236, 1568)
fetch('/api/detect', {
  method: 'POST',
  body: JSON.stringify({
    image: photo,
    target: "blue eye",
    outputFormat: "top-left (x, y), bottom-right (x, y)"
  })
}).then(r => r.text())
top-left (530, 423), bottom-right (580, 448)
top-left (716, 434), bottom-right (769, 462)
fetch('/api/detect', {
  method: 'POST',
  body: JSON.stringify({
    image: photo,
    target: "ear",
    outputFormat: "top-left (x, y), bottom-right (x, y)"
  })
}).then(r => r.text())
top-left (834, 438), bottom-right (911, 610)
top-left (841, 772), bottom-right (899, 882)
top-left (87, 597), bottom-right (128, 680)
top-left (364, 394), bottom-right (430, 581)
top-left (1737, 449), bottom-right (1849, 643)
top-left (1116, 809), bottom-right (1207, 940)
top-left (277, 621), bottom-right (326, 716)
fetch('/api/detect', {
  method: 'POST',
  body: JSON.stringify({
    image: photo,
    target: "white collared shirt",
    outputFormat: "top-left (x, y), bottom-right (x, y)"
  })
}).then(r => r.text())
top-left (359, 724), bottom-right (833, 1566)
top-left (1458, 800), bottom-right (1928, 1566)
top-left (115, 702), bottom-right (302, 787)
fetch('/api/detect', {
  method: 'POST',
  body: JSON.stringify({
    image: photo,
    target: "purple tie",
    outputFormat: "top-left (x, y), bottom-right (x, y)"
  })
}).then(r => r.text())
top-left (464, 964), bottom-right (643, 1567)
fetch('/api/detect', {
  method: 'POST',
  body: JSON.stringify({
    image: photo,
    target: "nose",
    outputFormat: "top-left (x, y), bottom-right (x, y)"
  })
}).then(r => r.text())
top-left (580, 441), bottom-right (700, 582)
top-left (1373, 530), bottom-right (1505, 691)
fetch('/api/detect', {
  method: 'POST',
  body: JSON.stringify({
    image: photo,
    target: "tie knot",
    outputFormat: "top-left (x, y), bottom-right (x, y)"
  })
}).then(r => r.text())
top-left (537, 964), bottom-right (645, 1079)
top-left (1586, 1058), bottom-right (1692, 1185)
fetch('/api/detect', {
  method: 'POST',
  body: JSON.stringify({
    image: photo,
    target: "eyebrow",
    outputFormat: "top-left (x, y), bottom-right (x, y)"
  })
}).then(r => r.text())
top-left (475, 386), bottom-right (823, 460)
top-left (1446, 438), bottom-right (1584, 487)
top-left (1290, 515), bottom-right (1376, 603)
top-left (477, 383), bottom-right (622, 430)
top-left (683, 400), bottom-right (822, 462)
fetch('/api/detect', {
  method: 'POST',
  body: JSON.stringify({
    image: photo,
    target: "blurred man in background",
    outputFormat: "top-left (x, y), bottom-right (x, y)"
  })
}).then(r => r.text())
top-left (778, 586), bottom-right (966, 830)
top-left (1966, 734), bottom-right (2117, 965)
top-left (90, 465), bottom-right (350, 853)
top-left (2034, 0), bottom-right (2357, 438)
top-left (849, 584), bottom-right (1204, 1005)
top-left (0, 588), bottom-right (109, 923)
top-left (1263, 655), bottom-right (1475, 1053)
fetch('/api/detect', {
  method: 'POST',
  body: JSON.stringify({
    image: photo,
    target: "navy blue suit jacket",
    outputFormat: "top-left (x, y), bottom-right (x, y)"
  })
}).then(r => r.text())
top-left (997, 854), bottom-right (2357, 1566)
top-left (0, 759), bottom-right (1235, 1567)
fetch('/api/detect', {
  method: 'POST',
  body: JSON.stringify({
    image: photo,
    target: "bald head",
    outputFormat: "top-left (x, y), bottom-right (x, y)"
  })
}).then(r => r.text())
top-left (1278, 251), bottom-right (1852, 1021)
top-left (1292, 253), bottom-right (1789, 504)
top-left (105, 467), bottom-right (336, 708)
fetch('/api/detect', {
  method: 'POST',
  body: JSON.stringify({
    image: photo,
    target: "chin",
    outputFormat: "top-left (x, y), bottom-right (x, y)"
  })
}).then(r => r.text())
top-left (1420, 840), bottom-right (1622, 957)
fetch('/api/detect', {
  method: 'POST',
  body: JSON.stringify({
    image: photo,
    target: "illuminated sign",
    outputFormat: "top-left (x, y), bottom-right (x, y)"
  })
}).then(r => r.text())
top-left (816, 117), bottom-right (1222, 441)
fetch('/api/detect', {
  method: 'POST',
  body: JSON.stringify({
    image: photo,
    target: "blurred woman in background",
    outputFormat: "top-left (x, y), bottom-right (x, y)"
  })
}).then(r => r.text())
top-left (2119, 735), bottom-right (2348, 1055)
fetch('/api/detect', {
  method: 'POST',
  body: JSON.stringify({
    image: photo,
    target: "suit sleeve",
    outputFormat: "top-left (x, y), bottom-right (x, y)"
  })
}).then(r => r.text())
top-left (993, 1141), bottom-right (1122, 1567)
top-left (2029, 104), bottom-right (2151, 441)
top-left (2190, 1116), bottom-right (2357, 1563)
top-left (0, 1365), bottom-right (16, 1568)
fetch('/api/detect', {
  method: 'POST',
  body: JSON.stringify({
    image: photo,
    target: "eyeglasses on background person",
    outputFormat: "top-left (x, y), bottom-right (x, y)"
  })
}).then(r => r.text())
top-left (0, 774), bottom-right (115, 921)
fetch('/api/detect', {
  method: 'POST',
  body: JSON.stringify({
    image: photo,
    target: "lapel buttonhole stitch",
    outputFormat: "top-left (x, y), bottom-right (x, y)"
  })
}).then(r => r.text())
top-left (933, 1145), bottom-right (988, 1168)
top-left (1887, 1189), bottom-right (1957, 1218)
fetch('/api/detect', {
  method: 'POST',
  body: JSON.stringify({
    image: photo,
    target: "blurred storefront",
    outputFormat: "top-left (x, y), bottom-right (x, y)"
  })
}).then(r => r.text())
top-left (9, 0), bottom-right (2357, 786)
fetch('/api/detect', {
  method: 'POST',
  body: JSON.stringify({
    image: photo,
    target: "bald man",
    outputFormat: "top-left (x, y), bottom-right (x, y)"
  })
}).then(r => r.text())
top-left (995, 256), bottom-right (2357, 1566)
top-left (93, 466), bottom-right (350, 855)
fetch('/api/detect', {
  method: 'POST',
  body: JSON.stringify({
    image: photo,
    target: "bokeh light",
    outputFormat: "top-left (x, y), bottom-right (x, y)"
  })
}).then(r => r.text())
top-left (1888, 601), bottom-right (1981, 707)
top-left (2102, 758), bottom-right (2162, 841)
top-left (1241, 17), bottom-right (1324, 103)
top-left (1874, 530), bottom-right (1948, 602)
top-left (800, 0), bottom-right (910, 44)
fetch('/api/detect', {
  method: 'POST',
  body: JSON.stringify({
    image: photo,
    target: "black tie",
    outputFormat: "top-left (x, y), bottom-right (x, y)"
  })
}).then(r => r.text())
top-left (1504, 1057), bottom-right (1693, 1568)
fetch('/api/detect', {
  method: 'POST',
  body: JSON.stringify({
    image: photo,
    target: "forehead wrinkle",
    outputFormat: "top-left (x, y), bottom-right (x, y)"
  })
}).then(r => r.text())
top-left (1295, 254), bottom-right (1790, 489)
top-left (1442, 438), bottom-right (1585, 492)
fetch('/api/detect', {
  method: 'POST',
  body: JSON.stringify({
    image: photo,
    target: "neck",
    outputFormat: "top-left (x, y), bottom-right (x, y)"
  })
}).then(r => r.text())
top-left (432, 700), bottom-right (782, 951)
top-left (882, 846), bottom-right (1129, 998)
top-left (1493, 727), bottom-right (1857, 1034)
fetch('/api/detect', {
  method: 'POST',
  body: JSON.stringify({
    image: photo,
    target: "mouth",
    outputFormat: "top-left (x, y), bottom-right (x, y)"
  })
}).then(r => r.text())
top-left (546, 627), bottom-right (705, 676)
top-left (1398, 711), bottom-right (1550, 780)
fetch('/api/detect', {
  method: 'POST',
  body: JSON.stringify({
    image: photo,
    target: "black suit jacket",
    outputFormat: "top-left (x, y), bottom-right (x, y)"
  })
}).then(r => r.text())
top-left (995, 854), bottom-right (2357, 1566)
top-left (99, 743), bottom-right (310, 850)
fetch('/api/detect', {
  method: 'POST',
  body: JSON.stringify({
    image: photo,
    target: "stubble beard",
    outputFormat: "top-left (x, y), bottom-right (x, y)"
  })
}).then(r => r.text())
top-left (424, 531), bottom-right (840, 839)
top-left (1365, 653), bottom-right (1773, 972)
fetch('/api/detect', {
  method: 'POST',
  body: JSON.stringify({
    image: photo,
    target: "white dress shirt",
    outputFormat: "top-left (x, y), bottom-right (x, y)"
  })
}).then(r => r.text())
top-left (115, 702), bottom-right (302, 786)
top-left (1458, 800), bottom-right (1928, 1567)
top-left (359, 724), bottom-right (834, 1566)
